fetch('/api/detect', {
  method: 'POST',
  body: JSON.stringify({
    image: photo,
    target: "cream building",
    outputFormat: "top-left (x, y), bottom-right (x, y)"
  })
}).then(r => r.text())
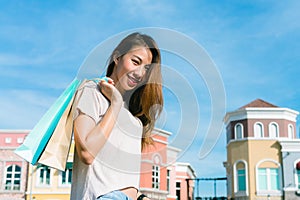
top-left (224, 99), bottom-right (300, 200)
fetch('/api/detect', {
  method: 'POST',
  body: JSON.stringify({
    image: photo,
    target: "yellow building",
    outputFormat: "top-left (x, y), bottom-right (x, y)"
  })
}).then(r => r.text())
top-left (25, 143), bottom-right (75, 200)
top-left (224, 99), bottom-right (299, 200)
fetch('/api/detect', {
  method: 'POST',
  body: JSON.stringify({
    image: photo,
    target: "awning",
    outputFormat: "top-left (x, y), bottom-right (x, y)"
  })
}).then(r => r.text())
top-left (296, 162), bottom-right (300, 170)
top-left (66, 162), bottom-right (73, 169)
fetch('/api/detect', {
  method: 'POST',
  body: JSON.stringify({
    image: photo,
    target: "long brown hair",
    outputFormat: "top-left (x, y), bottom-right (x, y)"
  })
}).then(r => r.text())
top-left (106, 32), bottom-right (163, 150)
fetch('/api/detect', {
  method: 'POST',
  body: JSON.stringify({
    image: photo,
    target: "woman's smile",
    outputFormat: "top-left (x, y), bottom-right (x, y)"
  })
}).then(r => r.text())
top-left (127, 74), bottom-right (141, 87)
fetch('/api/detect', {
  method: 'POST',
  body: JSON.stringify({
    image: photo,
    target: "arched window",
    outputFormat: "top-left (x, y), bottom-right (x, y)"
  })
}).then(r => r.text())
top-left (254, 122), bottom-right (264, 138)
top-left (4, 165), bottom-right (21, 191)
top-left (269, 122), bottom-right (279, 138)
top-left (235, 123), bottom-right (244, 139)
top-left (288, 124), bottom-right (294, 139)
top-left (256, 160), bottom-right (281, 196)
top-left (234, 161), bottom-right (248, 194)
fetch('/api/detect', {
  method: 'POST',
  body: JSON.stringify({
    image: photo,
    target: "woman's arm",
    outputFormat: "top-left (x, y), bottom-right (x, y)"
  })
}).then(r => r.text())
top-left (73, 79), bottom-right (123, 165)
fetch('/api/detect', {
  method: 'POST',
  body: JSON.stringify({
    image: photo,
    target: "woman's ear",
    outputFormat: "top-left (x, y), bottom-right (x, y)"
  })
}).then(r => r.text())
top-left (113, 51), bottom-right (120, 65)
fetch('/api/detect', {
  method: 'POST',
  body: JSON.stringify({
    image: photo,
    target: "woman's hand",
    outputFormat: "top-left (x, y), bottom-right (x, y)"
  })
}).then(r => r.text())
top-left (99, 77), bottom-right (123, 105)
top-left (137, 192), bottom-right (151, 200)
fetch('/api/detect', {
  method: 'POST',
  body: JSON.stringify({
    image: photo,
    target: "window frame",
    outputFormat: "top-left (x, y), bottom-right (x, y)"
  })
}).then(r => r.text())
top-left (4, 164), bottom-right (22, 191)
top-left (152, 165), bottom-right (160, 189)
top-left (36, 165), bottom-right (52, 187)
top-left (167, 169), bottom-right (170, 192)
top-left (5, 137), bottom-right (12, 143)
top-left (59, 168), bottom-right (72, 187)
top-left (234, 123), bottom-right (244, 140)
top-left (256, 160), bottom-right (282, 196)
top-left (17, 137), bottom-right (24, 144)
top-left (288, 124), bottom-right (294, 139)
top-left (176, 181), bottom-right (181, 200)
top-left (269, 122), bottom-right (279, 138)
top-left (254, 122), bottom-right (264, 138)
top-left (233, 160), bottom-right (248, 196)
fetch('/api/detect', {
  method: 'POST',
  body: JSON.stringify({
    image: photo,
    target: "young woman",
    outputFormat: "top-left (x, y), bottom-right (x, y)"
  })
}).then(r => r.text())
top-left (71, 33), bottom-right (163, 200)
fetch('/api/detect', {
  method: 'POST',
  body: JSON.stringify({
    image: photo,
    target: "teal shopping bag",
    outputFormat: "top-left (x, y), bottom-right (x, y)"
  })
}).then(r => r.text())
top-left (14, 78), bottom-right (82, 165)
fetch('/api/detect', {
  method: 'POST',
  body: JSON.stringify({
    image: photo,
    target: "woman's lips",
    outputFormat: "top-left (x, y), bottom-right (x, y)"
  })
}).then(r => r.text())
top-left (127, 75), bottom-right (140, 87)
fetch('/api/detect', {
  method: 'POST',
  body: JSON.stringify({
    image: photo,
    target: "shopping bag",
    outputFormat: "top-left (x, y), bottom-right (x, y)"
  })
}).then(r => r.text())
top-left (14, 78), bottom-right (82, 165)
top-left (37, 92), bottom-right (75, 171)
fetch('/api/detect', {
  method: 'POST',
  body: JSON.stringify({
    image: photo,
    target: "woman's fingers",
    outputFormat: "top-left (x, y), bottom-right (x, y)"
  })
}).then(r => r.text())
top-left (99, 79), bottom-right (122, 103)
top-left (100, 77), bottom-right (114, 85)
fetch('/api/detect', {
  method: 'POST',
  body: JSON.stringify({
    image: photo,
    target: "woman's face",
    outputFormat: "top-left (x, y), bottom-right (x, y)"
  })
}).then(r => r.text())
top-left (112, 46), bottom-right (152, 94)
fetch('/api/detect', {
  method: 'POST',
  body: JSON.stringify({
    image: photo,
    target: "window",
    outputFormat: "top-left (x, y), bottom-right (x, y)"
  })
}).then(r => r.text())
top-left (234, 161), bottom-right (247, 195)
top-left (258, 168), bottom-right (280, 191)
top-left (37, 165), bottom-right (51, 186)
top-left (237, 169), bottom-right (246, 191)
top-left (235, 123), bottom-right (243, 139)
top-left (17, 137), bottom-right (23, 144)
top-left (176, 182), bottom-right (181, 200)
top-left (269, 123), bottom-right (279, 138)
top-left (296, 162), bottom-right (300, 189)
top-left (152, 165), bottom-right (160, 189)
top-left (60, 163), bottom-right (72, 186)
top-left (254, 122), bottom-right (264, 138)
top-left (167, 169), bottom-right (170, 192)
top-left (4, 165), bottom-right (21, 191)
top-left (5, 137), bottom-right (12, 143)
top-left (288, 124), bottom-right (294, 139)
top-left (297, 169), bottom-right (300, 190)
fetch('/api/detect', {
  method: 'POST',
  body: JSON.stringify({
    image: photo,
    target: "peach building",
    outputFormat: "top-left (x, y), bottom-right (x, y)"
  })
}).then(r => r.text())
top-left (0, 130), bottom-right (29, 200)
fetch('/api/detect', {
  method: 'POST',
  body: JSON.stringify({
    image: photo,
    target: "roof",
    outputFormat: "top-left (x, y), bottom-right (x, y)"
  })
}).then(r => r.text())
top-left (239, 99), bottom-right (278, 109)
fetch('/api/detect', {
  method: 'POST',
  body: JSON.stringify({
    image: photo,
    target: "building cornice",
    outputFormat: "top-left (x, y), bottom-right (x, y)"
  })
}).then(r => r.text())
top-left (226, 137), bottom-right (300, 148)
top-left (153, 128), bottom-right (172, 137)
top-left (139, 188), bottom-right (168, 195)
top-left (0, 129), bottom-right (30, 134)
top-left (175, 162), bottom-right (197, 178)
top-left (279, 139), bottom-right (300, 152)
top-left (224, 107), bottom-right (299, 125)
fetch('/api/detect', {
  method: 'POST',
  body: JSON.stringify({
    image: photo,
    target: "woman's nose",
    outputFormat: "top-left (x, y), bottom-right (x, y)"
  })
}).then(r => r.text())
top-left (133, 66), bottom-right (146, 78)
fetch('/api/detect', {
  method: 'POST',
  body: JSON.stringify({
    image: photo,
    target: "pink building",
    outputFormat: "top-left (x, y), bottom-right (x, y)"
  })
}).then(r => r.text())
top-left (0, 130), bottom-right (29, 200)
top-left (175, 163), bottom-right (196, 200)
top-left (140, 128), bottom-right (196, 200)
top-left (0, 128), bottom-right (196, 200)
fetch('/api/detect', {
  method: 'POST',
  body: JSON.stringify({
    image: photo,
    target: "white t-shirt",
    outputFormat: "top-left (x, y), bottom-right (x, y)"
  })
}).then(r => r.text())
top-left (70, 80), bottom-right (143, 200)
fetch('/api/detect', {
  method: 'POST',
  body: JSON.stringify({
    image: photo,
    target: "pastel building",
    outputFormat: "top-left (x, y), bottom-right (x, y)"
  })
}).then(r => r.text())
top-left (174, 162), bottom-right (196, 200)
top-left (140, 128), bottom-right (196, 200)
top-left (0, 130), bottom-right (29, 200)
top-left (1, 128), bottom-right (195, 200)
top-left (25, 143), bottom-right (75, 200)
top-left (223, 99), bottom-right (300, 200)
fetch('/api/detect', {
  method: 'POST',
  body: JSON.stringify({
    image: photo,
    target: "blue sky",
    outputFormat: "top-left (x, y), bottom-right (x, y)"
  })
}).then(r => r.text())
top-left (1, 0), bottom-right (300, 197)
